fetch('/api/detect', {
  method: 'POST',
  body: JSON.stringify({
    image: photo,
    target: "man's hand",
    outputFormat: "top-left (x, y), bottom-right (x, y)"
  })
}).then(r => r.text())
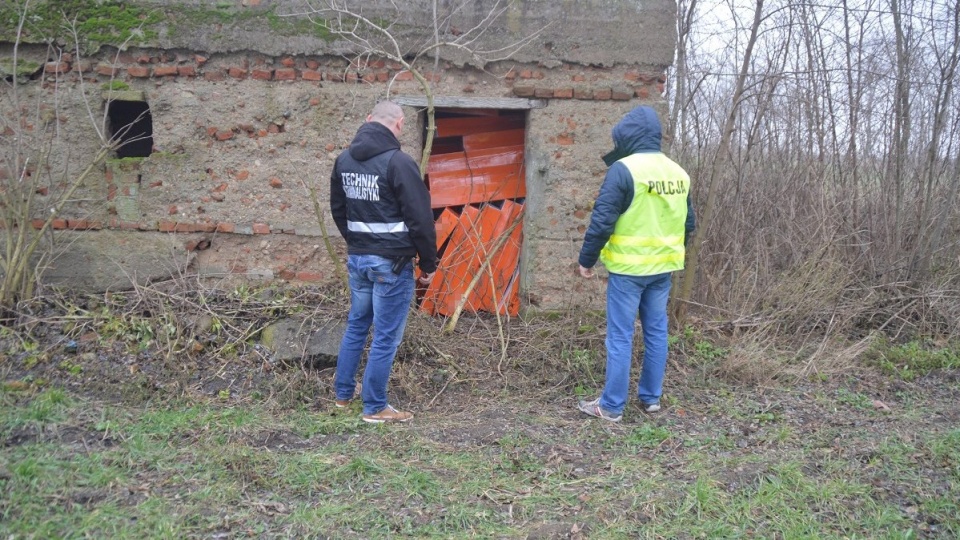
top-left (578, 265), bottom-right (595, 278)
top-left (418, 271), bottom-right (436, 284)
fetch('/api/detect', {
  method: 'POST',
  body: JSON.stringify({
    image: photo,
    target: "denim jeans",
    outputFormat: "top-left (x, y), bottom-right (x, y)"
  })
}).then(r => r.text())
top-left (598, 271), bottom-right (672, 414)
top-left (334, 254), bottom-right (415, 415)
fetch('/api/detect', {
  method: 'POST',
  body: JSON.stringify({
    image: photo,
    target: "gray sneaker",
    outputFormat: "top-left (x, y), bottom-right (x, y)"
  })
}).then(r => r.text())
top-left (642, 401), bottom-right (661, 413)
top-left (577, 398), bottom-right (623, 422)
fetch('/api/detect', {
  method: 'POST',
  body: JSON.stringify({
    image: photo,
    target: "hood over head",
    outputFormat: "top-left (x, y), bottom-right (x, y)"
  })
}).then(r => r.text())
top-left (348, 121), bottom-right (401, 162)
top-left (602, 105), bottom-right (663, 166)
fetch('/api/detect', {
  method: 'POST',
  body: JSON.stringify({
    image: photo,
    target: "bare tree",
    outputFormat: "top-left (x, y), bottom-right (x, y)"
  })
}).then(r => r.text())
top-left (669, 0), bottom-right (960, 349)
top-left (0, 2), bottom-right (149, 308)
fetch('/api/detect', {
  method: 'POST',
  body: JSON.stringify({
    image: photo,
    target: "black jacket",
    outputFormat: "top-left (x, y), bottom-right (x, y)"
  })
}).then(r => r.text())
top-left (330, 122), bottom-right (438, 273)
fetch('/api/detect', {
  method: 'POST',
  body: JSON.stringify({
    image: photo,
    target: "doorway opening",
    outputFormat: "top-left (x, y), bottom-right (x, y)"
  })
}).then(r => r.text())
top-left (418, 108), bottom-right (527, 317)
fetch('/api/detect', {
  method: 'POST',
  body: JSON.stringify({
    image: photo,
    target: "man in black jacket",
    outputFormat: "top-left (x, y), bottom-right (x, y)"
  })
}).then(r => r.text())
top-left (330, 101), bottom-right (437, 423)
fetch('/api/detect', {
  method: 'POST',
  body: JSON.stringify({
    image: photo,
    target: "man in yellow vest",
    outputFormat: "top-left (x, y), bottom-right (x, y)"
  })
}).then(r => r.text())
top-left (576, 105), bottom-right (695, 422)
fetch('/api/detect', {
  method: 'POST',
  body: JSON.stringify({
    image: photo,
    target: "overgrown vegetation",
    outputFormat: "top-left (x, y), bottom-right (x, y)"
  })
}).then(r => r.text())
top-left (1, 283), bottom-right (957, 537)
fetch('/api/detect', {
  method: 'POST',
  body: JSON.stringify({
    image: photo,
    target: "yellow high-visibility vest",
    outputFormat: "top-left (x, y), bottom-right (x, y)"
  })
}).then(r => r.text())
top-left (599, 153), bottom-right (690, 276)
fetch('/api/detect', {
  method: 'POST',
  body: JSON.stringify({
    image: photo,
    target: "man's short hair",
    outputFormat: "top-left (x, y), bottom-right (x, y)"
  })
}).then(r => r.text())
top-left (370, 101), bottom-right (404, 124)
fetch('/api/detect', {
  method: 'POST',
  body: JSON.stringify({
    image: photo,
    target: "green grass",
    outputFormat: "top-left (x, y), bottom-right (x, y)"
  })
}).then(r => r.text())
top-left (865, 338), bottom-right (960, 381)
top-left (1, 384), bottom-right (957, 539)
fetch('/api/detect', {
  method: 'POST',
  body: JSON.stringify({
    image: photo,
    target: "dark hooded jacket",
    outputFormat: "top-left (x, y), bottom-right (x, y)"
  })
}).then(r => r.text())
top-left (330, 121), bottom-right (438, 273)
top-left (578, 106), bottom-right (696, 269)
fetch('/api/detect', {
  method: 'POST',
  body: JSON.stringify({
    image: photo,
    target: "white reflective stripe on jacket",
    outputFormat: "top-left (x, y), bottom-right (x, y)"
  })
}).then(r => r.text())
top-left (347, 220), bottom-right (409, 234)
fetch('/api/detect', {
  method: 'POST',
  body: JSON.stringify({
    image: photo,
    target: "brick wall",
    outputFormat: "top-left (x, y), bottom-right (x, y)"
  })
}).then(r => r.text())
top-left (19, 45), bottom-right (669, 309)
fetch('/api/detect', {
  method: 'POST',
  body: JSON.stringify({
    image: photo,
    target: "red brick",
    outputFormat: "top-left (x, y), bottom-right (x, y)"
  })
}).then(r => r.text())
top-left (267, 124), bottom-right (280, 134)
top-left (168, 205), bottom-right (178, 215)
top-left (305, 59), bottom-right (320, 70)
top-left (513, 85), bottom-right (535, 97)
top-left (107, 185), bottom-right (117, 200)
top-left (119, 221), bottom-right (140, 230)
top-left (274, 68), bottom-right (297, 81)
top-left (251, 69), bottom-right (273, 81)
top-left (178, 65), bottom-right (197, 77)
top-left (394, 70), bottom-right (413, 81)
top-left (136, 55), bottom-right (150, 64)
top-left (345, 72), bottom-right (359, 83)
top-left (519, 69), bottom-right (533, 79)
top-left (376, 70), bottom-right (389, 83)
top-left (572, 74), bottom-right (586, 82)
top-left (206, 126), bottom-right (218, 137)
top-left (557, 134), bottom-right (575, 145)
top-left (217, 222), bottom-right (235, 233)
top-left (534, 88), bottom-right (554, 98)
top-left (278, 268), bottom-right (297, 280)
top-left (215, 130), bottom-right (234, 141)
top-left (158, 221), bottom-right (176, 232)
top-left (127, 66), bottom-right (150, 78)
top-left (369, 59), bottom-right (385, 69)
top-left (154, 65), bottom-right (178, 77)
top-left (31, 219), bottom-right (45, 229)
top-left (309, 96), bottom-right (322, 106)
top-left (252, 223), bottom-right (270, 234)
top-left (195, 55), bottom-right (208, 65)
top-left (269, 177), bottom-right (283, 188)
top-left (228, 67), bottom-right (248, 79)
top-left (52, 218), bottom-right (67, 229)
top-left (196, 222), bottom-right (217, 232)
top-left (235, 170), bottom-right (250, 181)
top-left (624, 71), bottom-right (641, 82)
top-left (593, 88), bottom-right (612, 100)
top-left (295, 271), bottom-right (324, 282)
top-left (635, 86), bottom-right (650, 99)
top-left (326, 71), bottom-right (343, 82)
top-left (302, 70), bottom-right (322, 81)
top-left (574, 88), bottom-right (593, 100)
top-left (554, 88), bottom-right (574, 99)
top-left (611, 87), bottom-right (633, 101)
top-left (204, 70), bottom-right (225, 82)
top-left (148, 180), bottom-right (162, 188)
top-left (362, 72), bottom-right (376, 83)
top-left (280, 57), bottom-right (296, 67)
top-left (533, 71), bottom-right (545, 79)
top-left (45, 62), bottom-right (69, 74)
top-left (96, 64), bottom-right (119, 76)
top-left (657, 82), bottom-right (666, 94)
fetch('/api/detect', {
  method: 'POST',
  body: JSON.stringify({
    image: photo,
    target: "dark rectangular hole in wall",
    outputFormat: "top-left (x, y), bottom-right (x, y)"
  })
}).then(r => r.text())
top-left (107, 100), bottom-right (154, 158)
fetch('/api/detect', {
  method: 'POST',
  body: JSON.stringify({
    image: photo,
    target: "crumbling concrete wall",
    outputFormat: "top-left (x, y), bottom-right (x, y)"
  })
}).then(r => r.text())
top-left (1, 0), bottom-right (678, 310)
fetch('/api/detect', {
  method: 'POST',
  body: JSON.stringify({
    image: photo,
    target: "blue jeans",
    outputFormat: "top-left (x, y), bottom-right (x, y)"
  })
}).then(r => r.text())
top-left (598, 271), bottom-right (672, 414)
top-left (334, 254), bottom-right (415, 415)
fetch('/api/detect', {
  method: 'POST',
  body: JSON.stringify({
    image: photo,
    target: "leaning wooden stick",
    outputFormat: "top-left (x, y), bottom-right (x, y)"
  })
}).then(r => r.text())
top-left (441, 207), bottom-right (525, 335)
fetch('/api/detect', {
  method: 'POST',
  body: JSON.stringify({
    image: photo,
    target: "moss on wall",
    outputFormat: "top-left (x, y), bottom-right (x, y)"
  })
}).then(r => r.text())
top-left (0, 1), bottom-right (163, 47)
top-left (0, 57), bottom-right (40, 78)
top-left (0, 0), bottom-right (334, 51)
